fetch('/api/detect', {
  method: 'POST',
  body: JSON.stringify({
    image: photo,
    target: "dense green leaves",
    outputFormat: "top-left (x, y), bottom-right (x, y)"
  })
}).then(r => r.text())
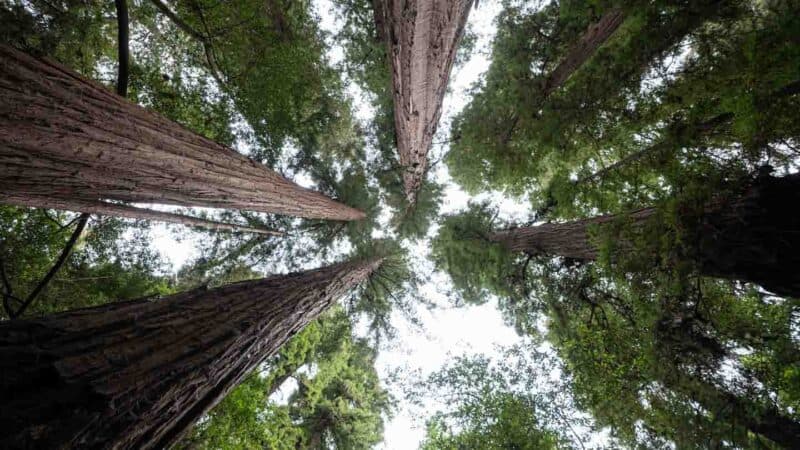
top-left (414, 347), bottom-right (599, 450)
top-left (3, 0), bottom-right (800, 448)
top-left (180, 308), bottom-right (393, 449)
top-left (431, 204), bottom-right (518, 306)
top-left (433, 0), bottom-right (800, 448)
top-left (0, 207), bottom-right (170, 318)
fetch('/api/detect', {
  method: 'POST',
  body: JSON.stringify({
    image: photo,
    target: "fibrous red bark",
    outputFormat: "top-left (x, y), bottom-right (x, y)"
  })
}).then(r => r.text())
top-left (0, 257), bottom-right (383, 449)
top-left (376, 0), bottom-right (474, 204)
top-left (490, 173), bottom-right (800, 297)
top-left (0, 44), bottom-right (365, 222)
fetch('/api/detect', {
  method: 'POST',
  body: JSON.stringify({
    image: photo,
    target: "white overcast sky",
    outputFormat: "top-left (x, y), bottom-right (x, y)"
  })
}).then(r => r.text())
top-left (148, 1), bottom-right (537, 448)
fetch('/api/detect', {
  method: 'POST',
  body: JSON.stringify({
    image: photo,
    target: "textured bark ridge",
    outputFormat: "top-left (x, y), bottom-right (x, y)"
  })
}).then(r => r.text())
top-left (489, 208), bottom-right (654, 262)
top-left (542, 8), bottom-right (626, 97)
top-left (0, 257), bottom-right (383, 449)
top-left (489, 173), bottom-right (800, 297)
top-left (376, 0), bottom-right (474, 204)
top-left (0, 44), bottom-right (365, 222)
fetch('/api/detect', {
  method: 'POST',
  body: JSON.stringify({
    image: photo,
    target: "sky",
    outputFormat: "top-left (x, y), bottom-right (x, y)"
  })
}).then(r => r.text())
top-left (312, 2), bottom-right (535, 447)
top-left (146, 1), bottom-right (549, 448)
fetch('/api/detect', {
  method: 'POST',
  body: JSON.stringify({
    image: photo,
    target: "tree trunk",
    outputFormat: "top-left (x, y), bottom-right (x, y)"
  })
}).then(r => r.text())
top-left (666, 374), bottom-right (800, 448)
top-left (0, 44), bottom-right (365, 222)
top-left (542, 8), bottom-right (626, 97)
top-left (489, 208), bottom-right (654, 261)
top-left (489, 173), bottom-right (800, 297)
top-left (0, 194), bottom-right (283, 235)
top-left (0, 257), bottom-right (383, 449)
top-left (376, 0), bottom-right (474, 204)
top-left (694, 172), bottom-right (800, 298)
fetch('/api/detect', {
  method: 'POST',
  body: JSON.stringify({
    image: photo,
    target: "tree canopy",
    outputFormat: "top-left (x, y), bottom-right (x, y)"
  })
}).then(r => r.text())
top-left (1, 0), bottom-right (799, 448)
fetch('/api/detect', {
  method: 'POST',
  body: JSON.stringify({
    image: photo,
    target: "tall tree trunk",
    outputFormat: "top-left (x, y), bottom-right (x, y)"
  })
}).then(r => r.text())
top-left (489, 208), bottom-right (654, 261)
top-left (0, 257), bottom-right (383, 449)
top-left (542, 8), bottom-right (626, 97)
top-left (376, 0), bottom-right (474, 204)
top-left (0, 44), bottom-right (365, 222)
top-left (665, 374), bottom-right (800, 448)
top-left (489, 173), bottom-right (800, 297)
top-left (0, 194), bottom-right (282, 235)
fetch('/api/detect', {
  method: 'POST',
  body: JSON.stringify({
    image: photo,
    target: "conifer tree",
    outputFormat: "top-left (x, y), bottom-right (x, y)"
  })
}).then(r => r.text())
top-left (375, 0), bottom-right (474, 204)
top-left (0, 256), bottom-right (383, 449)
top-left (435, 172), bottom-right (800, 300)
top-left (0, 45), bottom-right (365, 224)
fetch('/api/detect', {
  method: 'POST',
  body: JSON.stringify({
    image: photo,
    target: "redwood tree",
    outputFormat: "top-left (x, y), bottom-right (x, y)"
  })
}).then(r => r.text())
top-left (441, 173), bottom-right (800, 298)
top-left (0, 256), bottom-right (383, 449)
top-left (0, 44), bottom-right (365, 223)
top-left (375, 0), bottom-right (474, 204)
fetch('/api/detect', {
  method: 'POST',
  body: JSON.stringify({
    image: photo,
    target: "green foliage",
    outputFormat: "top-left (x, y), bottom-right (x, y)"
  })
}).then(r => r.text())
top-left (130, 64), bottom-right (237, 146)
top-left (432, 2), bottom-right (800, 443)
top-left (1, 0), bottom-right (117, 75)
top-left (5, 0), bottom-right (800, 448)
top-left (431, 204), bottom-right (520, 306)
top-left (446, 0), bottom-right (750, 209)
top-left (414, 347), bottom-right (598, 450)
top-left (343, 239), bottom-right (428, 341)
top-left (181, 308), bottom-right (393, 449)
top-left (137, 0), bottom-right (343, 163)
top-left (421, 395), bottom-right (561, 450)
top-left (543, 269), bottom-right (799, 449)
top-left (333, 0), bottom-right (395, 160)
top-left (0, 207), bottom-right (170, 318)
top-left (390, 180), bottom-right (443, 240)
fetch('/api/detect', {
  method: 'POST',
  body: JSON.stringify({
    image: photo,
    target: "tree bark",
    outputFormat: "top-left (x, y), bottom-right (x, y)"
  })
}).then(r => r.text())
top-left (542, 8), bottom-right (626, 97)
top-left (693, 172), bottom-right (800, 298)
top-left (0, 257), bottom-right (383, 449)
top-left (0, 194), bottom-right (283, 235)
top-left (376, 0), bottom-right (474, 204)
top-left (0, 44), bottom-right (365, 222)
top-left (489, 208), bottom-right (654, 261)
top-left (489, 173), bottom-right (800, 297)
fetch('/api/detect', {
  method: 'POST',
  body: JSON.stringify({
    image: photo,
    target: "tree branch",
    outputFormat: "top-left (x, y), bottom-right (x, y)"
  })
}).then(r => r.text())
top-left (9, 216), bottom-right (88, 318)
top-left (115, 0), bottom-right (129, 97)
top-left (149, 0), bottom-right (206, 41)
top-left (149, 0), bottom-right (227, 87)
